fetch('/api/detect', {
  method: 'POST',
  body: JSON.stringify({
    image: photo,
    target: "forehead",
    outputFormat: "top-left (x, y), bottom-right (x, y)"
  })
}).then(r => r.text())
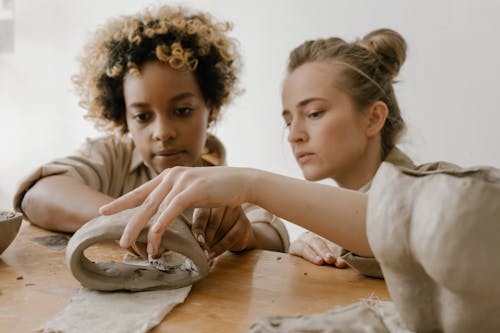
top-left (282, 62), bottom-right (338, 106)
top-left (284, 61), bottom-right (349, 109)
top-left (123, 61), bottom-right (202, 100)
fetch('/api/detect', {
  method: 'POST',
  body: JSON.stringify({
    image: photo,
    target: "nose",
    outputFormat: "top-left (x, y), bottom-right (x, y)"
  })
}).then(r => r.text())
top-left (287, 119), bottom-right (307, 143)
top-left (152, 115), bottom-right (176, 141)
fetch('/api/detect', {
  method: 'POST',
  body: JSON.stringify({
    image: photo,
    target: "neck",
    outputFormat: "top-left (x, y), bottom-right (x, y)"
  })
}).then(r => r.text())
top-left (334, 139), bottom-right (383, 190)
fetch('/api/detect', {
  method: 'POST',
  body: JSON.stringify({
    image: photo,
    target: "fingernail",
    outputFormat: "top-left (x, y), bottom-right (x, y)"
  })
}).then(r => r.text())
top-left (204, 249), bottom-right (210, 258)
top-left (326, 253), bottom-right (334, 261)
top-left (315, 256), bottom-right (322, 263)
top-left (197, 234), bottom-right (205, 245)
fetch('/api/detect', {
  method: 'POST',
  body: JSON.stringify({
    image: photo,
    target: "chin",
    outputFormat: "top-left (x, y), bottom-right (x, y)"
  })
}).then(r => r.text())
top-left (301, 168), bottom-right (327, 182)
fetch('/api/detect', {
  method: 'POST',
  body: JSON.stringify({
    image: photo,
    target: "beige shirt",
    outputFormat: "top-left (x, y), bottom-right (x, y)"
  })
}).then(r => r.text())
top-left (340, 147), bottom-right (416, 278)
top-left (341, 148), bottom-right (465, 278)
top-left (13, 134), bottom-right (289, 252)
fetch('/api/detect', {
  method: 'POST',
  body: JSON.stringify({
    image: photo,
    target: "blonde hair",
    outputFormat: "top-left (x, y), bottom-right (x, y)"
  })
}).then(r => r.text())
top-left (287, 28), bottom-right (407, 158)
top-left (73, 5), bottom-right (241, 134)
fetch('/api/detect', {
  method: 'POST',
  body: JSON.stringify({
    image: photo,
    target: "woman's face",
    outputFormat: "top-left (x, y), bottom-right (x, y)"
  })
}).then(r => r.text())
top-left (124, 61), bottom-right (211, 173)
top-left (282, 61), bottom-right (370, 182)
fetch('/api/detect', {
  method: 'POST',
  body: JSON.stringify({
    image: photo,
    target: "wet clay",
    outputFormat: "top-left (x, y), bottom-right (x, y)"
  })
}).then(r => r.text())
top-left (0, 210), bottom-right (23, 254)
top-left (66, 208), bottom-right (209, 291)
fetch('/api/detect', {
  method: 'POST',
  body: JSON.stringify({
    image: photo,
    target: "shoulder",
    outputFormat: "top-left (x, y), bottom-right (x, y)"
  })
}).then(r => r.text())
top-left (385, 147), bottom-right (462, 173)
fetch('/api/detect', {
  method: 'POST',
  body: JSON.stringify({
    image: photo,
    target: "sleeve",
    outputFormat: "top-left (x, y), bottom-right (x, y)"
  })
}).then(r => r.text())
top-left (13, 136), bottom-right (128, 213)
top-left (340, 249), bottom-right (384, 279)
top-left (242, 203), bottom-right (290, 253)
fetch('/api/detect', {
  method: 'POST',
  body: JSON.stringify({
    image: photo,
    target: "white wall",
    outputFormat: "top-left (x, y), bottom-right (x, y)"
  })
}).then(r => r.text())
top-left (1, 0), bottom-right (500, 241)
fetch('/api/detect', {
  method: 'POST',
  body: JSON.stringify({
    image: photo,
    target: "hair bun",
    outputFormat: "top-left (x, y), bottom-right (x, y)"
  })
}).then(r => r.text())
top-left (359, 28), bottom-right (407, 80)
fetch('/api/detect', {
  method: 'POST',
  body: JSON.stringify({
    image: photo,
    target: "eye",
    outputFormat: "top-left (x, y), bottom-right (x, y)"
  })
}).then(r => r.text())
top-left (282, 116), bottom-right (292, 129)
top-left (307, 110), bottom-right (324, 119)
top-left (174, 107), bottom-right (193, 117)
top-left (132, 112), bottom-right (152, 123)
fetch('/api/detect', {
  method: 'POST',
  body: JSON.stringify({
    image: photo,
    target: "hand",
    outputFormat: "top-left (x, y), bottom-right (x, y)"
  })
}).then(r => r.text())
top-left (99, 166), bottom-right (253, 258)
top-left (192, 206), bottom-right (255, 260)
top-left (289, 231), bottom-right (347, 268)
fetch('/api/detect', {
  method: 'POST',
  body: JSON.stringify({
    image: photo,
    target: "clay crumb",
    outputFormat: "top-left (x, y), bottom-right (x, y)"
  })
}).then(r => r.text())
top-left (25, 283), bottom-right (35, 287)
top-left (303, 272), bottom-right (308, 276)
top-left (276, 256), bottom-right (282, 261)
top-left (0, 210), bottom-right (16, 220)
top-left (16, 275), bottom-right (23, 280)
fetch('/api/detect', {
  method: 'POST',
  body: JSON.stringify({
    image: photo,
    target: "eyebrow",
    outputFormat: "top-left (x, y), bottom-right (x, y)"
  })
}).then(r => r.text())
top-left (282, 97), bottom-right (328, 117)
top-left (127, 92), bottom-right (197, 108)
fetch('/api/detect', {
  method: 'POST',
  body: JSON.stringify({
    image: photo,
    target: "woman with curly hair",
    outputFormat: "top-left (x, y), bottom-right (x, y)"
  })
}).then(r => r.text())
top-left (14, 5), bottom-right (289, 258)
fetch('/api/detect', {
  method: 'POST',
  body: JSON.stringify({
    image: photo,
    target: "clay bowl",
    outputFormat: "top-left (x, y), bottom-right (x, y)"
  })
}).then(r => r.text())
top-left (0, 210), bottom-right (23, 255)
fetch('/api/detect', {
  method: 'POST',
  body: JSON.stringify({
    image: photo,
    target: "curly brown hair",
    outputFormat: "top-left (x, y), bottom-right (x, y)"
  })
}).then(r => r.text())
top-left (73, 5), bottom-right (241, 134)
top-left (287, 29), bottom-right (407, 159)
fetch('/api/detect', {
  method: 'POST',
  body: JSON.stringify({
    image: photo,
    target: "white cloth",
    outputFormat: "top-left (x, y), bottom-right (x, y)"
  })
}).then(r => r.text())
top-left (42, 286), bottom-right (190, 333)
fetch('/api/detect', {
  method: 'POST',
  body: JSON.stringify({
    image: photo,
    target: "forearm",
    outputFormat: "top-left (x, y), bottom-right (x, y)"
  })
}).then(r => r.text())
top-left (246, 168), bottom-right (372, 257)
top-left (21, 175), bottom-right (114, 232)
top-left (246, 222), bottom-right (284, 252)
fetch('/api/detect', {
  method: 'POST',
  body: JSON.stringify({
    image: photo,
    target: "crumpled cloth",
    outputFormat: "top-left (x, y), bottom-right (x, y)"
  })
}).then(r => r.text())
top-left (42, 286), bottom-right (190, 333)
top-left (249, 300), bottom-right (413, 333)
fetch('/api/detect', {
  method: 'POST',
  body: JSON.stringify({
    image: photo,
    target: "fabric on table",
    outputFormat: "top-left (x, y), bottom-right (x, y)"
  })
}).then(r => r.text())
top-left (248, 300), bottom-right (413, 333)
top-left (42, 286), bottom-right (190, 333)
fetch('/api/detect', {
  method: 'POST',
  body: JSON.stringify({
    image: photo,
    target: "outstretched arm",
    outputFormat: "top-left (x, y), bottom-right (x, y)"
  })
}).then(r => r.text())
top-left (100, 166), bottom-right (371, 258)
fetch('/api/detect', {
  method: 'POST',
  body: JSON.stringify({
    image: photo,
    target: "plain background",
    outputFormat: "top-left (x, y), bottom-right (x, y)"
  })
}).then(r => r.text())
top-left (1, 0), bottom-right (499, 241)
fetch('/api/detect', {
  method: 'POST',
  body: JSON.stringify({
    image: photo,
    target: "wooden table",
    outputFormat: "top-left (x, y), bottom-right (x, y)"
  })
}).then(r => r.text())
top-left (0, 222), bottom-right (390, 332)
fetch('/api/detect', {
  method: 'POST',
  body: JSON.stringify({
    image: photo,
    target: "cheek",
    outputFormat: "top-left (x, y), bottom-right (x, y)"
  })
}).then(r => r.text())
top-left (317, 115), bottom-right (366, 157)
top-left (129, 127), bottom-right (151, 155)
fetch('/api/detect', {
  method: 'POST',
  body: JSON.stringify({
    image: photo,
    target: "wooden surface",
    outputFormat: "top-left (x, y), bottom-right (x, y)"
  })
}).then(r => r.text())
top-left (0, 222), bottom-right (390, 332)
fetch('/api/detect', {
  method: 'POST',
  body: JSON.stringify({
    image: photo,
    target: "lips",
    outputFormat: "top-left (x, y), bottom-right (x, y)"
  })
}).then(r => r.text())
top-left (295, 151), bottom-right (315, 163)
top-left (155, 149), bottom-right (184, 156)
top-left (153, 148), bottom-right (187, 160)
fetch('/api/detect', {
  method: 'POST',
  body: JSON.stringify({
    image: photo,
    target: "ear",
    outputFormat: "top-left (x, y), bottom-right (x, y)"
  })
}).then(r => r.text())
top-left (365, 101), bottom-right (388, 138)
top-left (207, 107), bottom-right (219, 127)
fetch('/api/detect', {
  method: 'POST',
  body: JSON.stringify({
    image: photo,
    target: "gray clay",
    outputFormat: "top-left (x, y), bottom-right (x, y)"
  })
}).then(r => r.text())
top-left (66, 208), bottom-right (209, 291)
top-left (0, 210), bottom-right (23, 255)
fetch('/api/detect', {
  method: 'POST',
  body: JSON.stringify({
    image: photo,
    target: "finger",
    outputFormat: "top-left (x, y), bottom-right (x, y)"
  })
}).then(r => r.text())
top-left (192, 208), bottom-right (211, 246)
top-left (204, 207), bottom-right (226, 246)
top-left (290, 240), bottom-right (323, 265)
top-left (324, 241), bottom-right (347, 268)
top-left (308, 237), bottom-right (337, 264)
top-left (147, 186), bottom-right (198, 258)
top-left (100, 176), bottom-right (163, 215)
top-left (213, 208), bottom-right (240, 245)
top-left (335, 257), bottom-right (348, 269)
top-left (206, 216), bottom-right (245, 259)
top-left (119, 175), bottom-right (174, 249)
top-left (301, 244), bottom-right (324, 265)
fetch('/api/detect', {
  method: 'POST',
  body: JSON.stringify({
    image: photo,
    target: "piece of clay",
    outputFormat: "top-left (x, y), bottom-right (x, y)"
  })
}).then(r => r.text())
top-left (367, 162), bottom-right (500, 332)
top-left (0, 210), bottom-right (23, 255)
top-left (66, 208), bottom-right (209, 291)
